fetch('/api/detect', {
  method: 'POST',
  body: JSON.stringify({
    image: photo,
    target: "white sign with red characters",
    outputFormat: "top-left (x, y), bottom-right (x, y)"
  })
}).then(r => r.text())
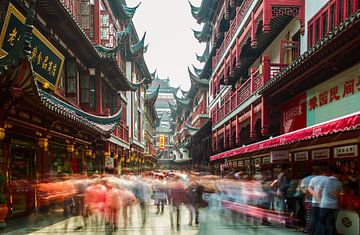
top-left (306, 64), bottom-right (360, 126)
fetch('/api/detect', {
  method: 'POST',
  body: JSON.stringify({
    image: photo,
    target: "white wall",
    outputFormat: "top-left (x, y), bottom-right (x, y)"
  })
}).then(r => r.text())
top-left (126, 62), bottom-right (132, 137)
top-left (249, 18), bottom-right (301, 70)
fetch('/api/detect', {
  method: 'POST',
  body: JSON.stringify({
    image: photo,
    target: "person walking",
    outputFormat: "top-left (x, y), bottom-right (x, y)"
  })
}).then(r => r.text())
top-left (167, 175), bottom-right (186, 230)
top-left (298, 173), bottom-right (315, 233)
top-left (152, 174), bottom-right (167, 215)
top-left (133, 177), bottom-right (152, 227)
top-left (318, 167), bottom-right (343, 235)
top-left (186, 177), bottom-right (205, 226)
top-left (308, 167), bottom-right (329, 235)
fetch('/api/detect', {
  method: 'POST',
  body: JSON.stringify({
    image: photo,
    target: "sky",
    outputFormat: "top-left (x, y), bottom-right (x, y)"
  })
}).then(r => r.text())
top-left (131, 0), bottom-right (205, 90)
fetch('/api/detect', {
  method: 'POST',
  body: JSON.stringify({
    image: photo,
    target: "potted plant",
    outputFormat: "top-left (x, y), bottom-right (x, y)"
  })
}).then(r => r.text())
top-left (0, 173), bottom-right (8, 229)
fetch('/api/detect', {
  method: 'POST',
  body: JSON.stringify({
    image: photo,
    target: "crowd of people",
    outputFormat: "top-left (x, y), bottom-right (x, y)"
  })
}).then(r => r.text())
top-left (30, 166), bottom-right (352, 234)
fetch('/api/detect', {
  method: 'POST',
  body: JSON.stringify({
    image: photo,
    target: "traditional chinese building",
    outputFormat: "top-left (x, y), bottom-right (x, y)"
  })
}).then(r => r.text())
top-left (171, 65), bottom-right (211, 170)
top-left (147, 73), bottom-right (179, 169)
top-left (192, 0), bottom-right (360, 191)
top-left (0, 0), bottom-right (152, 217)
top-left (144, 86), bottom-right (159, 170)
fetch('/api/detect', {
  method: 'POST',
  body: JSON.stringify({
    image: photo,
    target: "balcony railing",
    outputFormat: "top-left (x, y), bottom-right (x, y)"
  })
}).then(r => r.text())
top-left (113, 122), bottom-right (129, 143)
top-left (212, 0), bottom-right (254, 70)
top-left (211, 61), bottom-right (287, 125)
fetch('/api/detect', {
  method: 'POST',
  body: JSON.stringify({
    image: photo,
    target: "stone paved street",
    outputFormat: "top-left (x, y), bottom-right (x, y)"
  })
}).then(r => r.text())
top-left (4, 204), bottom-right (302, 235)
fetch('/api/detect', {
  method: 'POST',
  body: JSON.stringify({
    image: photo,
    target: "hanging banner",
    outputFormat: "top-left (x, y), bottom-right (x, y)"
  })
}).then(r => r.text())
top-left (281, 92), bottom-right (307, 134)
top-left (159, 134), bottom-right (165, 150)
top-left (0, 3), bottom-right (65, 91)
top-left (105, 157), bottom-right (114, 169)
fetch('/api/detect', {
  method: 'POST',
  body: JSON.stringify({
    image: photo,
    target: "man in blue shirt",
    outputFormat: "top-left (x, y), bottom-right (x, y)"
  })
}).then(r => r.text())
top-left (319, 167), bottom-right (343, 235)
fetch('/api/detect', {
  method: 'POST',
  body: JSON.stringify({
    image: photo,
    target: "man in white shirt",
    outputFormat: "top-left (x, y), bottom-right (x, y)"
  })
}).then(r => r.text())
top-left (319, 167), bottom-right (343, 235)
top-left (308, 168), bottom-right (329, 235)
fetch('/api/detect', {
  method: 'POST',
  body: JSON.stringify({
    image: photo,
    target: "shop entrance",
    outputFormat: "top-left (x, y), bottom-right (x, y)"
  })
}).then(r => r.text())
top-left (10, 138), bottom-right (35, 214)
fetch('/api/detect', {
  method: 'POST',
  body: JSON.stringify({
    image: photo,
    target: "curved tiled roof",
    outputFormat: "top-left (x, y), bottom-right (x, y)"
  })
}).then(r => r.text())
top-left (192, 22), bottom-right (212, 43)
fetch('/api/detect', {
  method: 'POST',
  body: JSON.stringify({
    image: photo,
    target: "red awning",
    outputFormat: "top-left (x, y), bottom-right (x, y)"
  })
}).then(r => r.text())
top-left (210, 112), bottom-right (360, 161)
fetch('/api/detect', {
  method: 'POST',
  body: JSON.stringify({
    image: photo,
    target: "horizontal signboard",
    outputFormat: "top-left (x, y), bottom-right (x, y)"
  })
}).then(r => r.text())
top-left (294, 151), bottom-right (309, 161)
top-left (271, 150), bottom-right (289, 163)
top-left (334, 145), bottom-right (358, 158)
top-left (0, 3), bottom-right (65, 91)
top-left (311, 148), bottom-right (330, 160)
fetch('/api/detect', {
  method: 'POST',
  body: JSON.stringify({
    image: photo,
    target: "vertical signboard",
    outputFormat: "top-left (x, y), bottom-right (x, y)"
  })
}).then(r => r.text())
top-left (159, 134), bottom-right (165, 150)
top-left (281, 93), bottom-right (307, 134)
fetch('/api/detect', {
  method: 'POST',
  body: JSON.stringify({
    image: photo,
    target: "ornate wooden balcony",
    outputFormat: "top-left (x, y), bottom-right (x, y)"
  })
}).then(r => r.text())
top-left (211, 60), bottom-right (287, 125)
top-left (113, 121), bottom-right (129, 143)
top-left (211, 0), bottom-right (304, 71)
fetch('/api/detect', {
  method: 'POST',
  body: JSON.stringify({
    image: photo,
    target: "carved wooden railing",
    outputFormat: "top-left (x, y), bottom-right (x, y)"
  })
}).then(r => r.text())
top-left (211, 59), bottom-right (288, 125)
top-left (212, 0), bottom-right (255, 70)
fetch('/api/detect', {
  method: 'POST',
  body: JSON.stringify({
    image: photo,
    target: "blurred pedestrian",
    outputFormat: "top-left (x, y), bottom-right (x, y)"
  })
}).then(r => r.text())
top-left (319, 167), bottom-right (343, 235)
top-left (167, 176), bottom-right (186, 230)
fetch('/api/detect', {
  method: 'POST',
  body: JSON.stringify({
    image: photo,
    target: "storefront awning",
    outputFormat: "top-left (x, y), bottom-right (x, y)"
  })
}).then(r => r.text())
top-left (210, 112), bottom-right (360, 161)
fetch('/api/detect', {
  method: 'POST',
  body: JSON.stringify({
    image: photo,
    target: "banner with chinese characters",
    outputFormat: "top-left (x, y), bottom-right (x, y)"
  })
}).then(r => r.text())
top-left (158, 134), bottom-right (165, 150)
top-left (306, 64), bottom-right (360, 126)
top-left (0, 3), bottom-right (65, 91)
top-left (281, 92), bottom-right (307, 134)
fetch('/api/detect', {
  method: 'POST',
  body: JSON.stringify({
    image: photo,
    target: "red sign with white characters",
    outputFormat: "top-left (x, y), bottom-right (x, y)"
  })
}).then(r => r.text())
top-left (281, 93), bottom-right (307, 134)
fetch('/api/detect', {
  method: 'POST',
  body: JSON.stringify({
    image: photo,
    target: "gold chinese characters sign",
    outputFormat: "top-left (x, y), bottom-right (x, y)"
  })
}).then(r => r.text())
top-left (159, 134), bottom-right (165, 150)
top-left (0, 3), bottom-right (65, 91)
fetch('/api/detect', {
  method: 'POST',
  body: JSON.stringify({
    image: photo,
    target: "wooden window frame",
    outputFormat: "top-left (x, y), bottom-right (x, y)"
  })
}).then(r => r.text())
top-left (65, 59), bottom-right (77, 96)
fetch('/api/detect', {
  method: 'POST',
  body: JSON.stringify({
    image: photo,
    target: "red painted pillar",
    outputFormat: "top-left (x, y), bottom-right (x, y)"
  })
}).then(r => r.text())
top-left (235, 114), bottom-right (240, 145)
top-left (250, 104), bottom-right (256, 140)
top-left (250, 67), bottom-right (256, 93)
top-left (235, 38), bottom-right (240, 68)
top-left (262, 55), bottom-right (270, 84)
top-left (223, 124), bottom-right (227, 150)
top-left (95, 67), bottom-right (103, 114)
top-left (261, 97), bottom-right (269, 136)
top-left (224, 60), bottom-right (228, 84)
top-left (251, 12), bottom-right (257, 48)
top-left (93, 0), bottom-right (101, 45)
top-left (229, 119), bottom-right (233, 148)
top-left (262, 0), bottom-right (271, 33)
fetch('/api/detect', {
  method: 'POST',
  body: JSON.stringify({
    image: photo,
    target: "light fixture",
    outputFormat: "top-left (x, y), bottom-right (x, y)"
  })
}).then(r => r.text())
top-left (113, 153), bottom-right (119, 160)
top-left (85, 148), bottom-right (92, 157)
top-left (67, 144), bottom-right (75, 153)
top-left (91, 152), bottom-right (96, 159)
top-left (104, 152), bottom-right (110, 158)
top-left (42, 82), bottom-right (50, 89)
top-left (38, 138), bottom-right (48, 151)
top-left (0, 128), bottom-right (5, 141)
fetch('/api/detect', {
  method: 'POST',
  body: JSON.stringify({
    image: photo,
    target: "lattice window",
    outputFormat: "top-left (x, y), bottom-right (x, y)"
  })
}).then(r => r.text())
top-left (81, 0), bottom-right (90, 30)
top-left (100, 11), bottom-right (109, 41)
top-left (66, 60), bottom-right (77, 95)
top-left (271, 6), bottom-right (300, 19)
